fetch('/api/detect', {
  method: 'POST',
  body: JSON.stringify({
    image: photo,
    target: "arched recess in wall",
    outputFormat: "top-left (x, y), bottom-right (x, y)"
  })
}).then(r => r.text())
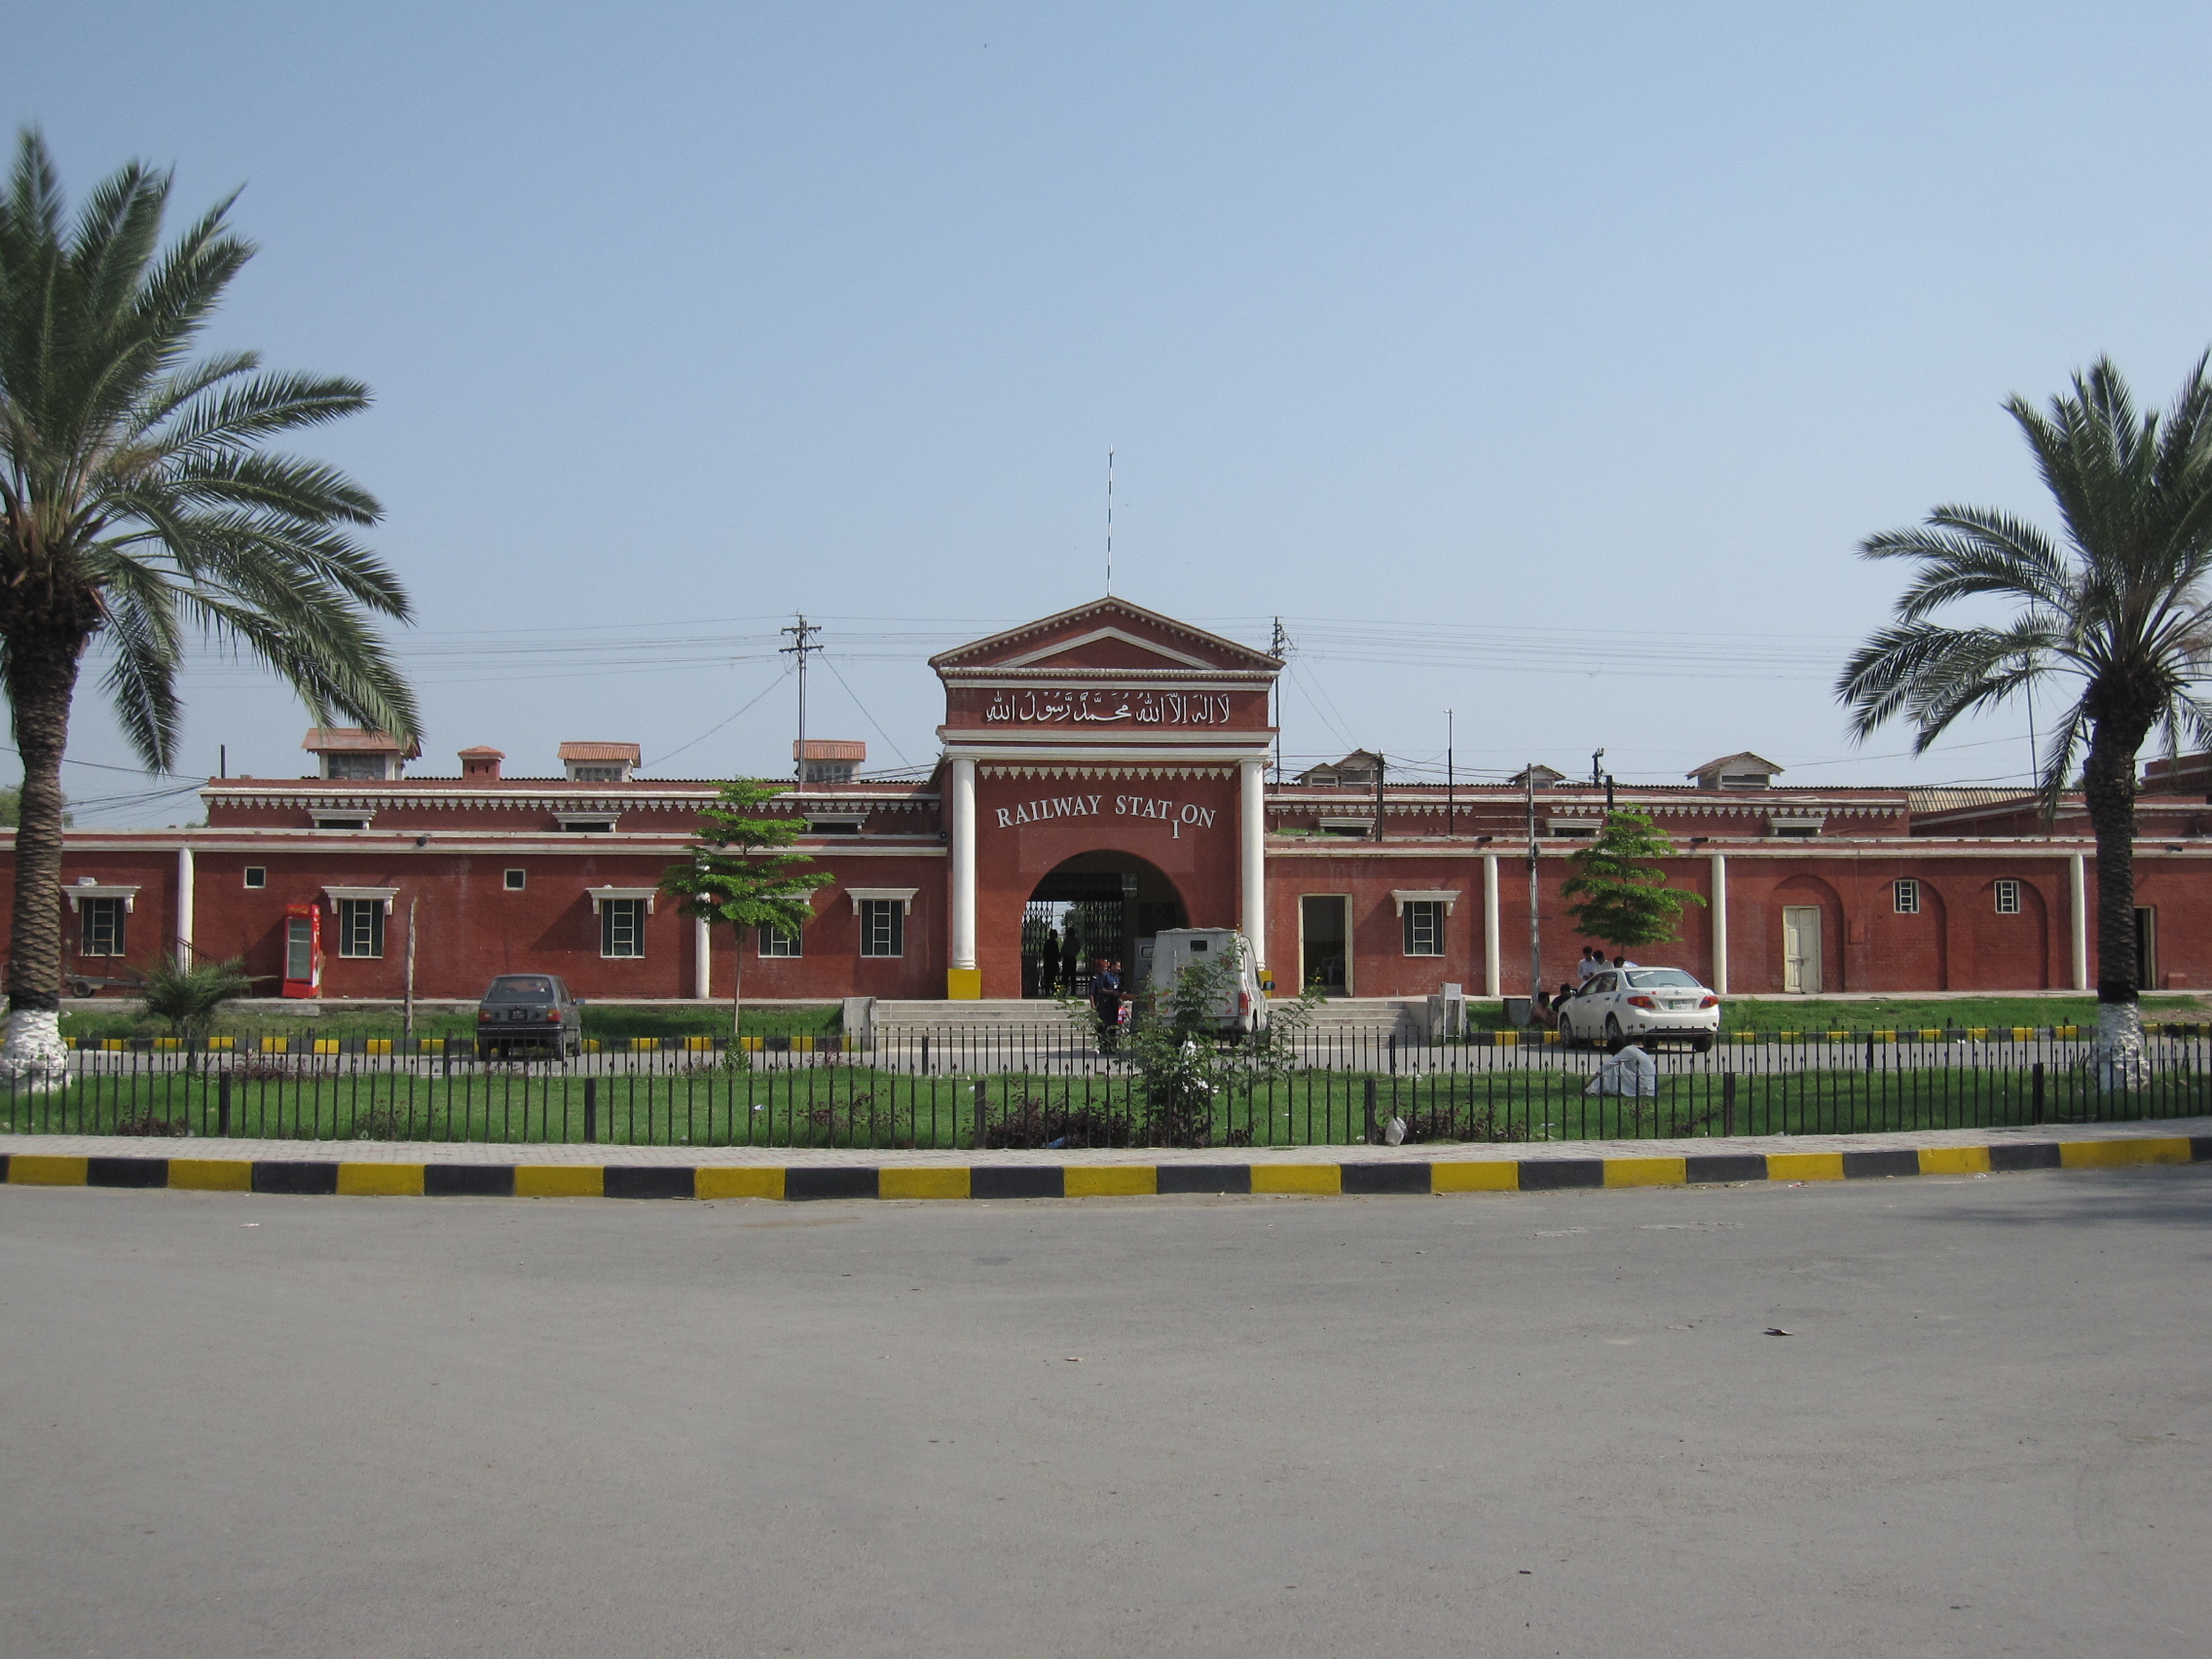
top-left (1921, 881), bottom-right (1949, 991)
top-left (1771, 873), bottom-right (1846, 994)
top-left (1966, 875), bottom-right (2050, 990)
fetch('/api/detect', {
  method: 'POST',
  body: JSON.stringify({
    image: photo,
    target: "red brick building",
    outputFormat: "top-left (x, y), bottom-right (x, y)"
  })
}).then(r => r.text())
top-left (6, 599), bottom-right (2203, 1003)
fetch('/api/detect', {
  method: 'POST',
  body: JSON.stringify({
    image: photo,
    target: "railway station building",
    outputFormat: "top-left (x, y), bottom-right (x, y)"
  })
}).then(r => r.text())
top-left (6, 599), bottom-right (2206, 1005)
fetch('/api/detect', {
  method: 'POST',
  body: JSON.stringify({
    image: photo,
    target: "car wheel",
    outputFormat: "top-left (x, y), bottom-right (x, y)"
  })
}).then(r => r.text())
top-left (1555, 1014), bottom-right (1575, 1050)
top-left (1691, 1036), bottom-right (1714, 1054)
top-left (475, 1043), bottom-right (494, 1062)
top-left (1604, 1015), bottom-right (1628, 1054)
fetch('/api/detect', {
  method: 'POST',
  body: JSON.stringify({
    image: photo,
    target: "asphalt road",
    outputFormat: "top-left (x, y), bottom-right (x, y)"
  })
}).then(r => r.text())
top-left (2, 1170), bottom-right (2207, 1659)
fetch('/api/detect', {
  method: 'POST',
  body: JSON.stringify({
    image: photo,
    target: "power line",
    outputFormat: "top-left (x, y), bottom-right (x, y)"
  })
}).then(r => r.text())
top-left (645, 663), bottom-right (792, 768)
top-left (822, 652), bottom-right (912, 768)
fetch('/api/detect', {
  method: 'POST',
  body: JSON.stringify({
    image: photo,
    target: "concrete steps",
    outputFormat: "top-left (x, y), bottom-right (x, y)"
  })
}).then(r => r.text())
top-left (859, 995), bottom-right (1428, 1041)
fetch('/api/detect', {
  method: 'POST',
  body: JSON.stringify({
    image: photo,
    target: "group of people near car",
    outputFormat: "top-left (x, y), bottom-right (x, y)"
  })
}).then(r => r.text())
top-left (1533, 946), bottom-right (1641, 1025)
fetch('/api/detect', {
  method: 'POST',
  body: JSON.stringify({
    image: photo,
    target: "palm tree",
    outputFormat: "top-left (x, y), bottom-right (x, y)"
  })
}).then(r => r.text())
top-left (1838, 356), bottom-right (2212, 1086)
top-left (0, 129), bottom-right (415, 1081)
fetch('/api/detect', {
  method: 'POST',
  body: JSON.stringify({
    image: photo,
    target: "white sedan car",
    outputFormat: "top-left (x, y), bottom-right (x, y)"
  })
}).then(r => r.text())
top-left (1557, 966), bottom-right (1721, 1052)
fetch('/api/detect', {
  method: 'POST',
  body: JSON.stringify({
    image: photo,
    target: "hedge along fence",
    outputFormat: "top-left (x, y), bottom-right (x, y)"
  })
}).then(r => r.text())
top-left (8, 1034), bottom-right (2211, 1150)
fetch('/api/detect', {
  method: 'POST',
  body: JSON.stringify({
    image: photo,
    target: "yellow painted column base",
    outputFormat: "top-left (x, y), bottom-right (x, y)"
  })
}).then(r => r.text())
top-left (946, 968), bottom-right (983, 1000)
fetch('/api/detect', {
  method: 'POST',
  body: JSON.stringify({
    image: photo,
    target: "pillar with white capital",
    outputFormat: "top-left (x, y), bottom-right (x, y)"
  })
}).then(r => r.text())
top-left (694, 914), bottom-right (712, 1001)
top-left (175, 845), bottom-right (196, 969)
top-left (1709, 851), bottom-right (1729, 996)
top-left (947, 757), bottom-right (980, 998)
top-left (1238, 758), bottom-right (1267, 985)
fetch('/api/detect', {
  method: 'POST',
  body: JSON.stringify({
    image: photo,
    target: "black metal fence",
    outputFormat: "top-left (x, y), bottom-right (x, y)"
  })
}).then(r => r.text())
top-left (7, 1025), bottom-right (2207, 1149)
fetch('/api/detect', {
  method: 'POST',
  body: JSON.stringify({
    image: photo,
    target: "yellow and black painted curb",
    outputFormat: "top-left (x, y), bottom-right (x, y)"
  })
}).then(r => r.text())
top-left (3, 1135), bottom-right (2207, 1200)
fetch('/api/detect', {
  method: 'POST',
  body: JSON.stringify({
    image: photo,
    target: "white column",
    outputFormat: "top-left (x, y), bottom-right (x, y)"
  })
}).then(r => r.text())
top-left (174, 844), bottom-right (196, 968)
top-left (2070, 852), bottom-right (2088, 991)
top-left (694, 914), bottom-right (712, 1001)
top-left (949, 757), bottom-right (977, 990)
top-left (1709, 851), bottom-right (1729, 996)
top-left (1482, 852), bottom-right (1501, 998)
top-left (1238, 758), bottom-right (1267, 979)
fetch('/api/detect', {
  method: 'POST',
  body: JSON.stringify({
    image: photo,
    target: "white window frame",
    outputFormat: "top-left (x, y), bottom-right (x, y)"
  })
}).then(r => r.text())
top-left (503, 868), bottom-right (527, 891)
top-left (336, 898), bottom-right (386, 959)
top-left (758, 923), bottom-right (803, 958)
top-left (243, 866), bottom-right (267, 889)
top-left (78, 896), bottom-right (129, 957)
top-left (321, 753), bottom-right (392, 782)
top-left (1994, 878), bottom-right (2022, 915)
top-left (600, 899), bottom-right (646, 958)
top-left (1391, 890), bottom-right (1456, 958)
top-left (847, 888), bottom-right (915, 960)
top-left (586, 887), bottom-right (656, 960)
top-left (1894, 878), bottom-right (1920, 915)
top-left (1400, 901), bottom-right (1447, 956)
top-left (858, 900), bottom-right (904, 958)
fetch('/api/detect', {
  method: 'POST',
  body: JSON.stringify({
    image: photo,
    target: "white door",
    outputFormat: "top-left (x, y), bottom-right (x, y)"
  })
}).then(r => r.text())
top-left (1782, 906), bottom-right (1823, 995)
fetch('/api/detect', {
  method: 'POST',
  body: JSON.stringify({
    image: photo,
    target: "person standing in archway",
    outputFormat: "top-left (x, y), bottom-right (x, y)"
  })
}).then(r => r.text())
top-left (1091, 958), bottom-right (1124, 1052)
top-left (1061, 926), bottom-right (1082, 998)
top-left (1042, 928), bottom-right (1062, 995)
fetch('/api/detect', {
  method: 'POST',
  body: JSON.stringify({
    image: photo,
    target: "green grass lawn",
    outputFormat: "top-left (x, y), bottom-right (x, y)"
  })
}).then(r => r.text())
top-left (1714, 994), bottom-right (2202, 1034)
top-left (56, 1002), bottom-right (841, 1044)
top-left (13, 1051), bottom-right (2207, 1149)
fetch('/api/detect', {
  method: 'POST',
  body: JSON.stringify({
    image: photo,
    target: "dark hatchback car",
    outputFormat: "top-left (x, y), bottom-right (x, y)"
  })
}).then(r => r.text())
top-left (476, 974), bottom-right (582, 1060)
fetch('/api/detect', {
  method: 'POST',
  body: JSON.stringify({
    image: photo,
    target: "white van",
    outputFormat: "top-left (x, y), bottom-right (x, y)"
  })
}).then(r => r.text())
top-left (1146, 929), bottom-right (1268, 1034)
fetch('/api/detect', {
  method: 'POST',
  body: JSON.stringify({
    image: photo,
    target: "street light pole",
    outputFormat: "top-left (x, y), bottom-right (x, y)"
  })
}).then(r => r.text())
top-left (1526, 764), bottom-right (1542, 1002)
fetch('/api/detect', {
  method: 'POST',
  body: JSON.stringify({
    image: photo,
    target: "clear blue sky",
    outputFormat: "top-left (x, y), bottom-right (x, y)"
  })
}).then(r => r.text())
top-left (14, 2), bottom-right (2212, 822)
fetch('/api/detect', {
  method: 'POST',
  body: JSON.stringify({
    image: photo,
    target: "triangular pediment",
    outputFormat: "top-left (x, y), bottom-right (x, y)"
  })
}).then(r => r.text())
top-left (931, 598), bottom-right (1280, 675)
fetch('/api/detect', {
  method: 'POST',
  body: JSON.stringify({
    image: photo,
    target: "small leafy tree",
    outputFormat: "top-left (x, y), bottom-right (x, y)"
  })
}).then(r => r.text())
top-left (1561, 810), bottom-right (1706, 950)
top-left (137, 952), bottom-right (253, 1056)
top-left (1115, 942), bottom-right (1319, 1146)
top-left (659, 779), bottom-right (833, 1043)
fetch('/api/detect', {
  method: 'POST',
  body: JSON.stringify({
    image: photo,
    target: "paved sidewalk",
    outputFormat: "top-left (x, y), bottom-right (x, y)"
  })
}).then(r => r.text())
top-left (5, 1114), bottom-right (2208, 1167)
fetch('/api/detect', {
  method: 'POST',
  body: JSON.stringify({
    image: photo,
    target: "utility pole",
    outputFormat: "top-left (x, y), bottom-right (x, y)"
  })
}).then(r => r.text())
top-left (1527, 763), bottom-right (1542, 1003)
top-left (780, 614), bottom-right (822, 785)
top-left (1270, 616), bottom-right (1289, 784)
top-left (1374, 750), bottom-right (1385, 841)
top-left (1590, 747), bottom-right (1604, 788)
top-left (1446, 710), bottom-right (1456, 837)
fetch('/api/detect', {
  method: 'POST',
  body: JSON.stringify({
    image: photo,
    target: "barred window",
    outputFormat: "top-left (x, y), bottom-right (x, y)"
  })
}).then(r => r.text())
top-left (1994, 878), bottom-right (2021, 915)
top-left (79, 898), bottom-right (127, 957)
top-left (600, 898), bottom-right (645, 958)
top-left (336, 898), bottom-right (386, 959)
top-left (1894, 878), bottom-right (1920, 915)
top-left (759, 923), bottom-right (802, 958)
top-left (1401, 900), bottom-right (1446, 956)
top-left (859, 899), bottom-right (904, 958)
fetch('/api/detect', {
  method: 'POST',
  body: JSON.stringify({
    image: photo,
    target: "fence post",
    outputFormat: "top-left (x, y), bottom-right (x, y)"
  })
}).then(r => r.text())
top-left (1387, 1033), bottom-right (1398, 1076)
top-left (1363, 1075), bottom-right (1378, 1144)
top-left (921, 1034), bottom-right (931, 1076)
top-left (584, 1077), bottom-right (598, 1144)
top-left (973, 1077), bottom-right (987, 1149)
top-left (1721, 1071), bottom-right (1736, 1140)
top-left (2031, 1061), bottom-right (2045, 1125)
top-left (218, 1073), bottom-right (232, 1139)
top-left (1864, 1033), bottom-right (1875, 1073)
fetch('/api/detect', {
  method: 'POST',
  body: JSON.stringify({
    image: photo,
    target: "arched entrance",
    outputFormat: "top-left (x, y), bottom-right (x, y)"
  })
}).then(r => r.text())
top-left (1020, 852), bottom-right (1188, 998)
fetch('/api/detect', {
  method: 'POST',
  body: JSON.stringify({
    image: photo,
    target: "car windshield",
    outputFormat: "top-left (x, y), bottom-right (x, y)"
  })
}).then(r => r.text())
top-left (487, 977), bottom-right (557, 1002)
top-left (1625, 969), bottom-right (1701, 989)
